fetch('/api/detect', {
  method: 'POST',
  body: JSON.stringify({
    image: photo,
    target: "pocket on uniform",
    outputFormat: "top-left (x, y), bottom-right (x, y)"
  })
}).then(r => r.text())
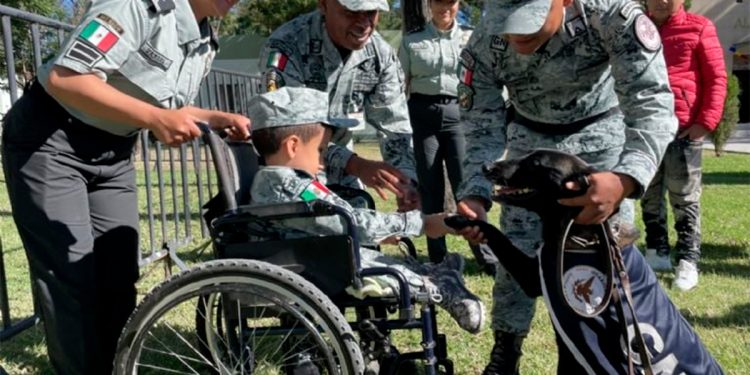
top-left (118, 50), bottom-right (173, 104)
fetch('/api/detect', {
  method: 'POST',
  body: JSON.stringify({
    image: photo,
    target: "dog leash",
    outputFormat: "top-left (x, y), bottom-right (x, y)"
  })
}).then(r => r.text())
top-left (558, 219), bottom-right (654, 375)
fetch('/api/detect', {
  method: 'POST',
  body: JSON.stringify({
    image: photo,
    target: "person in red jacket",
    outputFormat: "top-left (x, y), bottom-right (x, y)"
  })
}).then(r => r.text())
top-left (642, 0), bottom-right (727, 291)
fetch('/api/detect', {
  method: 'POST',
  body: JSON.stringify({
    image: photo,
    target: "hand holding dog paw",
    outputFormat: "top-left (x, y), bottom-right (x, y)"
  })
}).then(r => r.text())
top-left (424, 213), bottom-right (456, 239)
top-left (456, 199), bottom-right (489, 244)
top-left (558, 172), bottom-right (635, 225)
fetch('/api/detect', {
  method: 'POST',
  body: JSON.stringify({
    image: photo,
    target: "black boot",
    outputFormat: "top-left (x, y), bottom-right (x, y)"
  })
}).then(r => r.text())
top-left (482, 330), bottom-right (525, 375)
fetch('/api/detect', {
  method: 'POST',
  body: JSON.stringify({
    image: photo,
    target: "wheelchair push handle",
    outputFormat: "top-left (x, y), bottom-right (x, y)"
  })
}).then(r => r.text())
top-left (196, 121), bottom-right (238, 210)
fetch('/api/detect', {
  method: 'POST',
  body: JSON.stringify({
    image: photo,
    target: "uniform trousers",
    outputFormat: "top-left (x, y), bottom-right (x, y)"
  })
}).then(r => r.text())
top-left (641, 137), bottom-right (703, 263)
top-left (1, 82), bottom-right (139, 375)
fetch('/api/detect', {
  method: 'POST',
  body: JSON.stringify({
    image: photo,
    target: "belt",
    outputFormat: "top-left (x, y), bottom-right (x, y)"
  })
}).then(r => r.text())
top-left (409, 93), bottom-right (458, 105)
top-left (514, 107), bottom-right (621, 136)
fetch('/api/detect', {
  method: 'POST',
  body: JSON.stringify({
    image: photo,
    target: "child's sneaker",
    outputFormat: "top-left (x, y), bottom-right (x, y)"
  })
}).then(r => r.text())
top-left (426, 269), bottom-right (485, 334)
top-left (644, 248), bottom-right (672, 271)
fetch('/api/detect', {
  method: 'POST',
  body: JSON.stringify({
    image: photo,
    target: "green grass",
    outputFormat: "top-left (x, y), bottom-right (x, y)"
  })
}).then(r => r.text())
top-left (1, 145), bottom-right (749, 374)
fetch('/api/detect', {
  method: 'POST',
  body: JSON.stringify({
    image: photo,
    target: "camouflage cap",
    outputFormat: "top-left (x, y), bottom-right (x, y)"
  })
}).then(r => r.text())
top-left (338, 0), bottom-right (389, 11)
top-left (248, 87), bottom-right (358, 132)
top-left (485, 0), bottom-right (553, 35)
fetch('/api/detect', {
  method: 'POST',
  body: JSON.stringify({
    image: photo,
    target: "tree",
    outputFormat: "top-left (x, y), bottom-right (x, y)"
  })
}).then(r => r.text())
top-left (0, 0), bottom-right (66, 88)
top-left (711, 73), bottom-right (742, 156)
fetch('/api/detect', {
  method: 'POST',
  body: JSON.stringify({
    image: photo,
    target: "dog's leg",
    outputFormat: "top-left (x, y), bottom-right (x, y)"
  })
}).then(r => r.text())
top-left (445, 217), bottom-right (541, 297)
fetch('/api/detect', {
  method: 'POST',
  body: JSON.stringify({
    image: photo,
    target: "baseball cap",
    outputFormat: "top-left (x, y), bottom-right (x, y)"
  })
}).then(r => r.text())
top-left (248, 87), bottom-right (358, 132)
top-left (485, 0), bottom-right (553, 35)
top-left (338, 0), bottom-right (389, 11)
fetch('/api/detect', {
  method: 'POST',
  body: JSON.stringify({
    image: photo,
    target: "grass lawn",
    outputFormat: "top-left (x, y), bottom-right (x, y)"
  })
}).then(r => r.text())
top-left (1, 144), bottom-right (748, 374)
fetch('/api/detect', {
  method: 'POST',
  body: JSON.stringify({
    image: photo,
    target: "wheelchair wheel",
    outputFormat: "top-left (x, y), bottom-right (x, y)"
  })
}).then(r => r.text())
top-left (114, 259), bottom-right (364, 375)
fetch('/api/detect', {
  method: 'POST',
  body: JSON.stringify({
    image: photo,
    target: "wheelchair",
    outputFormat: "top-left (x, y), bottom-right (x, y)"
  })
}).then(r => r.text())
top-left (114, 126), bottom-right (454, 375)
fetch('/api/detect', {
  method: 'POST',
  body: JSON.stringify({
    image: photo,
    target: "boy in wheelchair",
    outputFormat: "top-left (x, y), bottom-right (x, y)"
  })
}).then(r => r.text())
top-left (246, 87), bottom-right (485, 334)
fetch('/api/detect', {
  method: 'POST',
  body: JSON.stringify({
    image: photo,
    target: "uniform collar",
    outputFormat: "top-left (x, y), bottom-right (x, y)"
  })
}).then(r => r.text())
top-left (427, 20), bottom-right (459, 39)
top-left (175, 0), bottom-right (212, 45)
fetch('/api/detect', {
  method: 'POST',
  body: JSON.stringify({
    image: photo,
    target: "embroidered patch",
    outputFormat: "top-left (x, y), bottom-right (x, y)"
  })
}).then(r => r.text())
top-left (457, 84), bottom-right (475, 110)
top-left (300, 180), bottom-right (330, 202)
top-left (139, 43), bottom-right (172, 71)
top-left (267, 51), bottom-right (289, 71)
top-left (79, 20), bottom-right (119, 53)
top-left (265, 70), bottom-right (285, 92)
top-left (565, 17), bottom-right (587, 38)
top-left (460, 49), bottom-right (476, 70)
top-left (562, 265), bottom-right (607, 317)
top-left (95, 14), bottom-right (124, 35)
top-left (634, 14), bottom-right (661, 52)
top-left (310, 39), bottom-right (322, 54)
top-left (490, 35), bottom-right (507, 52)
top-left (619, 1), bottom-right (640, 20)
top-left (459, 64), bottom-right (474, 86)
top-left (65, 39), bottom-right (103, 67)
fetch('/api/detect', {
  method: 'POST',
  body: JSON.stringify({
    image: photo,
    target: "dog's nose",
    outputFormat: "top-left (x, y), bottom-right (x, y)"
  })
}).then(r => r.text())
top-left (482, 162), bottom-right (494, 175)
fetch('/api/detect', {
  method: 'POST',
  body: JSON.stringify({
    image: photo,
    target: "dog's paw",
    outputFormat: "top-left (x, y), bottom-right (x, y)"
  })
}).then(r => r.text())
top-left (444, 215), bottom-right (475, 230)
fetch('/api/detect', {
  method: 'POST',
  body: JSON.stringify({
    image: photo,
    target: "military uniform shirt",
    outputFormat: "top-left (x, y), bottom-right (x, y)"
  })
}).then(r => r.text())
top-left (399, 22), bottom-right (471, 97)
top-left (37, 0), bottom-right (217, 136)
top-left (456, 0), bottom-right (677, 205)
top-left (258, 11), bottom-right (417, 184)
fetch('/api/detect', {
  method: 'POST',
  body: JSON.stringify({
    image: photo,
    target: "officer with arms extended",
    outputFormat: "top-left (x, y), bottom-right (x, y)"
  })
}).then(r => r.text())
top-left (455, 0), bottom-right (676, 373)
top-left (258, 0), bottom-right (419, 210)
top-left (1, 0), bottom-right (249, 373)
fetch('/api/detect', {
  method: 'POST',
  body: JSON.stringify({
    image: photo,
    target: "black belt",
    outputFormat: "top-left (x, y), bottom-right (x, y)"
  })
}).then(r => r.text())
top-left (409, 93), bottom-right (458, 105)
top-left (514, 107), bottom-right (621, 136)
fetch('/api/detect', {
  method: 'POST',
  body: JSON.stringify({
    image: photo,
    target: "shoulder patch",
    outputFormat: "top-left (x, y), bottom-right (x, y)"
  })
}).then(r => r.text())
top-left (148, 0), bottom-right (175, 14)
top-left (490, 35), bottom-right (507, 52)
top-left (460, 49), bottom-right (476, 70)
top-left (634, 14), bottom-right (661, 52)
top-left (619, 1), bottom-right (641, 20)
top-left (65, 39), bottom-right (103, 67)
top-left (95, 14), bottom-right (124, 35)
top-left (267, 51), bottom-right (289, 71)
top-left (458, 84), bottom-right (475, 111)
top-left (78, 19), bottom-right (120, 53)
top-left (264, 69), bottom-right (285, 92)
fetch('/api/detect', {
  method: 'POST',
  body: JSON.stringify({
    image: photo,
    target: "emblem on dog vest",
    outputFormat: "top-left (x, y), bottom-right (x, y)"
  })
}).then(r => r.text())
top-left (562, 265), bottom-right (607, 317)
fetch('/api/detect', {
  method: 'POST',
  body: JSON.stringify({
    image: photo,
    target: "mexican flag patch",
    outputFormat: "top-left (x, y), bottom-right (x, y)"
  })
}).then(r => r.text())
top-left (267, 51), bottom-right (288, 71)
top-left (459, 65), bottom-right (473, 86)
top-left (80, 20), bottom-right (119, 53)
top-left (299, 180), bottom-right (330, 202)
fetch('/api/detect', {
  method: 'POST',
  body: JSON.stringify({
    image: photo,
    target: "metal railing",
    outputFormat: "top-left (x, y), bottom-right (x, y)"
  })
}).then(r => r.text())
top-left (0, 4), bottom-right (262, 342)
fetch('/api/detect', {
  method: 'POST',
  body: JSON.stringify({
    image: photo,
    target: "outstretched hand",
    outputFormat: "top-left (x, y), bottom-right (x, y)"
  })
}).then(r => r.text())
top-left (456, 198), bottom-right (488, 245)
top-left (557, 172), bottom-right (635, 225)
top-left (348, 156), bottom-right (421, 210)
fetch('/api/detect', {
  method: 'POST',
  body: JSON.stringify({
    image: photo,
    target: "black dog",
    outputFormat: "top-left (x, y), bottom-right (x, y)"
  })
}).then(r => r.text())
top-left (446, 149), bottom-right (723, 375)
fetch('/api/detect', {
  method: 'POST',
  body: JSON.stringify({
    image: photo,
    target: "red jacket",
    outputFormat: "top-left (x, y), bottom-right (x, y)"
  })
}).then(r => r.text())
top-left (656, 7), bottom-right (727, 131)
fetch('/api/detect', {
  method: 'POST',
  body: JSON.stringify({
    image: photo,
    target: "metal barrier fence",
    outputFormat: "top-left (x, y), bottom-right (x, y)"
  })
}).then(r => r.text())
top-left (0, 4), bottom-right (262, 342)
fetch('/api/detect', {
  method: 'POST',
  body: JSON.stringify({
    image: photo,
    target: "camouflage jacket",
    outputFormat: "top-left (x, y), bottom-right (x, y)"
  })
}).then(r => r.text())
top-left (456, 0), bottom-right (677, 206)
top-left (258, 11), bottom-right (417, 184)
top-left (250, 166), bottom-right (423, 246)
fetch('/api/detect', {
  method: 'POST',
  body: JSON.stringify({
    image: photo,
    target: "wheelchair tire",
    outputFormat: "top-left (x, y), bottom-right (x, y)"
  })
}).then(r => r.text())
top-left (114, 259), bottom-right (365, 375)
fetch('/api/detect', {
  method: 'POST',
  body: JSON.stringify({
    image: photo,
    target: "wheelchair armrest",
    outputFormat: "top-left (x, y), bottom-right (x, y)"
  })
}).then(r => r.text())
top-left (212, 200), bottom-right (364, 289)
top-left (359, 267), bottom-right (415, 320)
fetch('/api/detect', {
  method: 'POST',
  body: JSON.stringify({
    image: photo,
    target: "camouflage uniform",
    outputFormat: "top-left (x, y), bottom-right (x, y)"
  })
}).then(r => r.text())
top-left (456, 0), bottom-right (677, 334)
top-left (258, 7), bottom-right (416, 188)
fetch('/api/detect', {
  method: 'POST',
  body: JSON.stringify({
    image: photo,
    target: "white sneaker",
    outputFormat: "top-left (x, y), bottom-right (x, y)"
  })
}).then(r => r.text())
top-left (644, 249), bottom-right (672, 271)
top-left (673, 260), bottom-right (699, 291)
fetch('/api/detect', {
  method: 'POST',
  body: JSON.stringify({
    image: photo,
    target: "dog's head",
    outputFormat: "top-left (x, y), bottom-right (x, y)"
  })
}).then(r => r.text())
top-left (484, 149), bottom-right (596, 214)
